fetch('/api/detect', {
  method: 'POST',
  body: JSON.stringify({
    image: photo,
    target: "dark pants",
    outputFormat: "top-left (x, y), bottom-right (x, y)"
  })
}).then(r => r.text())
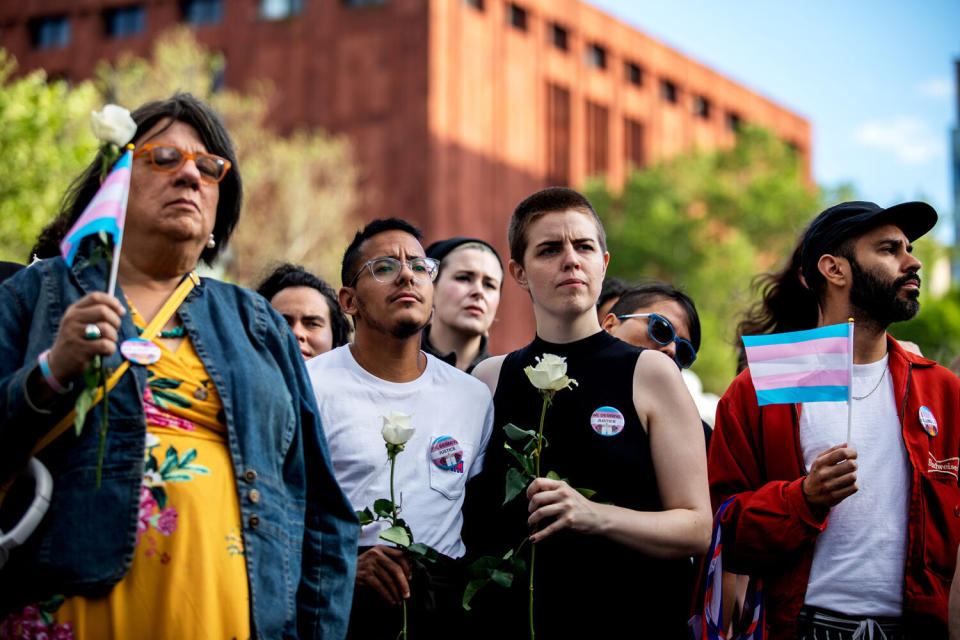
top-left (795, 606), bottom-right (945, 640)
top-left (346, 548), bottom-right (466, 640)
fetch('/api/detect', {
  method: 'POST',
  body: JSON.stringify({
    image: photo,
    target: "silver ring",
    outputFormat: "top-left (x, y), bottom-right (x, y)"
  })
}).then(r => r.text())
top-left (83, 323), bottom-right (102, 340)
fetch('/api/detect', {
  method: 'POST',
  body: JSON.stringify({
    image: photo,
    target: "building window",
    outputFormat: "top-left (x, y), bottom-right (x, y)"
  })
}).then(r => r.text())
top-left (625, 61), bottom-right (642, 86)
top-left (624, 118), bottom-right (645, 170)
top-left (726, 111), bottom-right (742, 132)
top-left (660, 79), bottom-right (677, 104)
top-left (587, 44), bottom-right (606, 70)
top-left (547, 83), bottom-right (571, 185)
top-left (692, 95), bottom-right (710, 119)
top-left (463, 0), bottom-right (483, 10)
top-left (586, 100), bottom-right (609, 177)
top-left (550, 23), bottom-right (567, 51)
top-left (105, 6), bottom-right (146, 37)
top-left (30, 15), bottom-right (70, 49)
top-left (182, 0), bottom-right (223, 25)
top-left (343, 0), bottom-right (386, 6)
top-left (508, 4), bottom-right (527, 31)
top-left (260, 0), bottom-right (303, 20)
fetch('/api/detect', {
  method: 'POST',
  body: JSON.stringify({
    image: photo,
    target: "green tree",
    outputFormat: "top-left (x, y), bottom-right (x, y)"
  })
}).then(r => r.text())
top-left (0, 52), bottom-right (98, 262)
top-left (587, 127), bottom-right (820, 394)
top-left (94, 27), bottom-right (360, 286)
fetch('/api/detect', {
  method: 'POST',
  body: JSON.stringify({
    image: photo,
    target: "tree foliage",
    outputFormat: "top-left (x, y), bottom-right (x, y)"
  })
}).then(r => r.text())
top-left (586, 127), bottom-right (820, 394)
top-left (0, 51), bottom-right (98, 262)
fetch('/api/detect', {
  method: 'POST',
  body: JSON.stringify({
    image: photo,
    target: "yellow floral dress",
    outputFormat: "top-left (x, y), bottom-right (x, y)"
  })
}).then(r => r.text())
top-left (1, 310), bottom-right (251, 640)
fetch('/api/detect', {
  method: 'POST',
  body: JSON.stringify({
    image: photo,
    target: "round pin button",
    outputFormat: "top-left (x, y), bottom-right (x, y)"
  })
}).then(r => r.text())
top-left (919, 406), bottom-right (938, 437)
top-left (591, 406), bottom-right (625, 437)
top-left (120, 338), bottom-right (161, 365)
top-left (430, 436), bottom-right (464, 471)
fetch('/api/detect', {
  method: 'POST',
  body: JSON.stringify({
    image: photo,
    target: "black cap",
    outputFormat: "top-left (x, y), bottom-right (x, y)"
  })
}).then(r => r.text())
top-left (425, 237), bottom-right (503, 272)
top-left (800, 200), bottom-right (937, 285)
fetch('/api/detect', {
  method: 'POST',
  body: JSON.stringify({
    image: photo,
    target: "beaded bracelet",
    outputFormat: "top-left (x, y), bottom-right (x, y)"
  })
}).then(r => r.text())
top-left (38, 349), bottom-right (73, 394)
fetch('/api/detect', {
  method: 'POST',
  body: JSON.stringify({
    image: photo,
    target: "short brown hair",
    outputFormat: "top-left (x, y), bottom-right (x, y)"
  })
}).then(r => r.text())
top-left (508, 187), bottom-right (606, 264)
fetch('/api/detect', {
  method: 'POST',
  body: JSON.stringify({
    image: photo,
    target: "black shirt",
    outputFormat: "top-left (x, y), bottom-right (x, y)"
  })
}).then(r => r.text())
top-left (463, 331), bottom-right (695, 637)
top-left (420, 324), bottom-right (491, 374)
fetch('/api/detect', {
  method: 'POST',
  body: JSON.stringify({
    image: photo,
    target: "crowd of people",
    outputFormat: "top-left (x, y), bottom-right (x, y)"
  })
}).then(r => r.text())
top-left (1, 92), bottom-right (959, 640)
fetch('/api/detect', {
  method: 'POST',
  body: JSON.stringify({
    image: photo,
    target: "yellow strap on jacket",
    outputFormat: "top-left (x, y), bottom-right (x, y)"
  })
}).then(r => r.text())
top-left (0, 272), bottom-right (198, 504)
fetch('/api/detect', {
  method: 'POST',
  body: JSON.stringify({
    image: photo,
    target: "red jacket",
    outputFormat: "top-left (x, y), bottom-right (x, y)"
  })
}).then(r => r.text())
top-left (709, 337), bottom-right (960, 639)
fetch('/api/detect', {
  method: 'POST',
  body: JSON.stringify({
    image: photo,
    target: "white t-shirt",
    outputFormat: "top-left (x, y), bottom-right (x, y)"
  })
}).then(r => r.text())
top-left (800, 355), bottom-right (910, 616)
top-left (307, 345), bottom-right (494, 558)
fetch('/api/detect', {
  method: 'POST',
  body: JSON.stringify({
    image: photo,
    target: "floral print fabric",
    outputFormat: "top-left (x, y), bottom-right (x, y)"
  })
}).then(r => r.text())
top-left (2, 320), bottom-right (250, 640)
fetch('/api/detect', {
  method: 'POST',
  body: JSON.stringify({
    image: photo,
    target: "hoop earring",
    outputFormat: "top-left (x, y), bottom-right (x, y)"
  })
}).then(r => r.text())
top-left (206, 233), bottom-right (216, 249)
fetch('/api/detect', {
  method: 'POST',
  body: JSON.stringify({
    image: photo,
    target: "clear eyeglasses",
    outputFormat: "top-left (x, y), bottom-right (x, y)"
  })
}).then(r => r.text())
top-left (350, 256), bottom-right (440, 286)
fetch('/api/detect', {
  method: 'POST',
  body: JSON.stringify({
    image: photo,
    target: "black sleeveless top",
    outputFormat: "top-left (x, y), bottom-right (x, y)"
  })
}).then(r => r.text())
top-left (463, 331), bottom-right (694, 637)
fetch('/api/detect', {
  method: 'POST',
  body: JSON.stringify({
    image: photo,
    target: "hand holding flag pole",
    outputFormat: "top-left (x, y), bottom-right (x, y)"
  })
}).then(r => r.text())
top-left (57, 104), bottom-right (137, 488)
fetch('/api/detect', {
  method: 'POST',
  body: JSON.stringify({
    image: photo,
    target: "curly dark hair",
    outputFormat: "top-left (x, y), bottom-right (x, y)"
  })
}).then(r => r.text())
top-left (31, 93), bottom-right (242, 265)
top-left (257, 263), bottom-right (351, 349)
top-left (734, 237), bottom-right (819, 372)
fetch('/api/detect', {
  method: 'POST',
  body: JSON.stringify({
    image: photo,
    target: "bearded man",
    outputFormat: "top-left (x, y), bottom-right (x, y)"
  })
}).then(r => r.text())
top-left (307, 218), bottom-right (493, 638)
top-left (709, 201), bottom-right (960, 639)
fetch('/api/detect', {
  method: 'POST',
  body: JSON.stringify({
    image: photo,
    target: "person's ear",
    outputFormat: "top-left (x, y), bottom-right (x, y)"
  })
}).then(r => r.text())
top-left (339, 287), bottom-right (359, 317)
top-left (601, 251), bottom-right (610, 277)
top-left (508, 258), bottom-right (529, 292)
top-left (601, 312), bottom-right (619, 334)
top-left (817, 254), bottom-right (848, 289)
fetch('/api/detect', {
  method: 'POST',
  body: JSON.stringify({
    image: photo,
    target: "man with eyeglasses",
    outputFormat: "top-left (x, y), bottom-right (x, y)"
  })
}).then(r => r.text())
top-left (600, 282), bottom-right (711, 449)
top-left (306, 218), bottom-right (494, 639)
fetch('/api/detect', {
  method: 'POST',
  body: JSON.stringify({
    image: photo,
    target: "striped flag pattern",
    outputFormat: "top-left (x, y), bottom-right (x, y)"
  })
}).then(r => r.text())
top-left (742, 323), bottom-right (853, 406)
top-left (60, 149), bottom-right (132, 266)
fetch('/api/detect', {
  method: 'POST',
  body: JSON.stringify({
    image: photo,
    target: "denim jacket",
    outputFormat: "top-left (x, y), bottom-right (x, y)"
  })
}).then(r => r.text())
top-left (0, 254), bottom-right (358, 639)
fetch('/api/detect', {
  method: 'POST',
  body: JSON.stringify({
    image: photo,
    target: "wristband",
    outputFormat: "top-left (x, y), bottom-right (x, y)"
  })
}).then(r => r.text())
top-left (38, 349), bottom-right (73, 394)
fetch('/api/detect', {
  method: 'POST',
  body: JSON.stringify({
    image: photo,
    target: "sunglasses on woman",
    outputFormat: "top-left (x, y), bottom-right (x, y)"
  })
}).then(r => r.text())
top-left (134, 142), bottom-right (232, 184)
top-left (615, 313), bottom-right (697, 369)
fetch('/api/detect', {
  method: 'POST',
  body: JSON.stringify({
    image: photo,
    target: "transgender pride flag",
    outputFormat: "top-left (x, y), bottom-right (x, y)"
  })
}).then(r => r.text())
top-left (743, 322), bottom-right (853, 406)
top-left (59, 148), bottom-right (132, 267)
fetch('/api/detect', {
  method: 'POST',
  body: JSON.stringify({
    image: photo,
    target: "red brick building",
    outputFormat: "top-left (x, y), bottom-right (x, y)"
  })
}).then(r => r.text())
top-left (0, 0), bottom-right (810, 351)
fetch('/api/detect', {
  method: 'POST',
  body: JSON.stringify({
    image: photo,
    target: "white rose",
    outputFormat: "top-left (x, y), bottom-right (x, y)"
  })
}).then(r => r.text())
top-left (90, 104), bottom-right (137, 147)
top-left (524, 353), bottom-right (577, 391)
top-left (381, 411), bottom-right (415, 446)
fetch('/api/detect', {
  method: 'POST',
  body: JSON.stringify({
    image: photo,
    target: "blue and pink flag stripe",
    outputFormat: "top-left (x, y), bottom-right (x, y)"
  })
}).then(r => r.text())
top-left (60, 149), bottom-right (132, 266)
top-left (743, 322), bottom-right (853, 406)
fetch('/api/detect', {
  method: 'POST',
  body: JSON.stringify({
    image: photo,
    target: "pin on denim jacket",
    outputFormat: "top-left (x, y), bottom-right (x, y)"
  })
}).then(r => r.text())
top-left (0, 254), bottom-right (358, 639)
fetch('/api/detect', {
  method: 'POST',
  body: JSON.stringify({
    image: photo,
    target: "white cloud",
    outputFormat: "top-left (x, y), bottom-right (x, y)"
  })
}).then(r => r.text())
top-left (917, 77), bottom-right (952, 99)
top-left (853, 116), bottom-right (946, 165)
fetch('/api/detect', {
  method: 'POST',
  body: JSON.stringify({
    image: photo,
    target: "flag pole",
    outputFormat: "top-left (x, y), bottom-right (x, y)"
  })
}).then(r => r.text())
top-left (845, 318), bottom-right (855, 447)
top-left (106, 145), bottom-right (133, 298)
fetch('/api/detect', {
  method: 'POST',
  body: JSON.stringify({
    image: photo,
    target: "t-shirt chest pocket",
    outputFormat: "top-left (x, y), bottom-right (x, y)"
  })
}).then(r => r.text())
top-left (427, 434), bottom-right (472, 500)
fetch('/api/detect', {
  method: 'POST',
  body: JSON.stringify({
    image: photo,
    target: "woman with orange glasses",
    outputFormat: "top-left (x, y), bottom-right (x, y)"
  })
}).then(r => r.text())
top-left (1, 94), bottom-right (357, 638)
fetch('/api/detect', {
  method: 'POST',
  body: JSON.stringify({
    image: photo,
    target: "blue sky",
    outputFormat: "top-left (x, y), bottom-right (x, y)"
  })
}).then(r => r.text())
top-left (589, 0), bottom-right (960, 243)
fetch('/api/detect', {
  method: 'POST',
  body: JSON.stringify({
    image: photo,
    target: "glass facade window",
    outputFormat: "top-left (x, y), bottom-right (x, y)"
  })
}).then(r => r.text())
top-left (550, 23), bottom-right (567, 51)
top-left (260, 0), bottom-right (303, 20)
top-left (587, 43), bottom-right (606, 70)
top-left (726, 111), bottom-right (742, 132)
top-left (30, 15), bottom-right (71, 49)
top-left (625, 61), bottom-right (642, 86)
top-left (182, 0), bottom-right (223, 25)
top-left (660, 79), bottom-right (677, 103)
top-left (105, 6), bottom-right (146, 38)
top-left (693, 95), bottom-right (710, 119)
top-left (508, 4), bottom-right (527, 31)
